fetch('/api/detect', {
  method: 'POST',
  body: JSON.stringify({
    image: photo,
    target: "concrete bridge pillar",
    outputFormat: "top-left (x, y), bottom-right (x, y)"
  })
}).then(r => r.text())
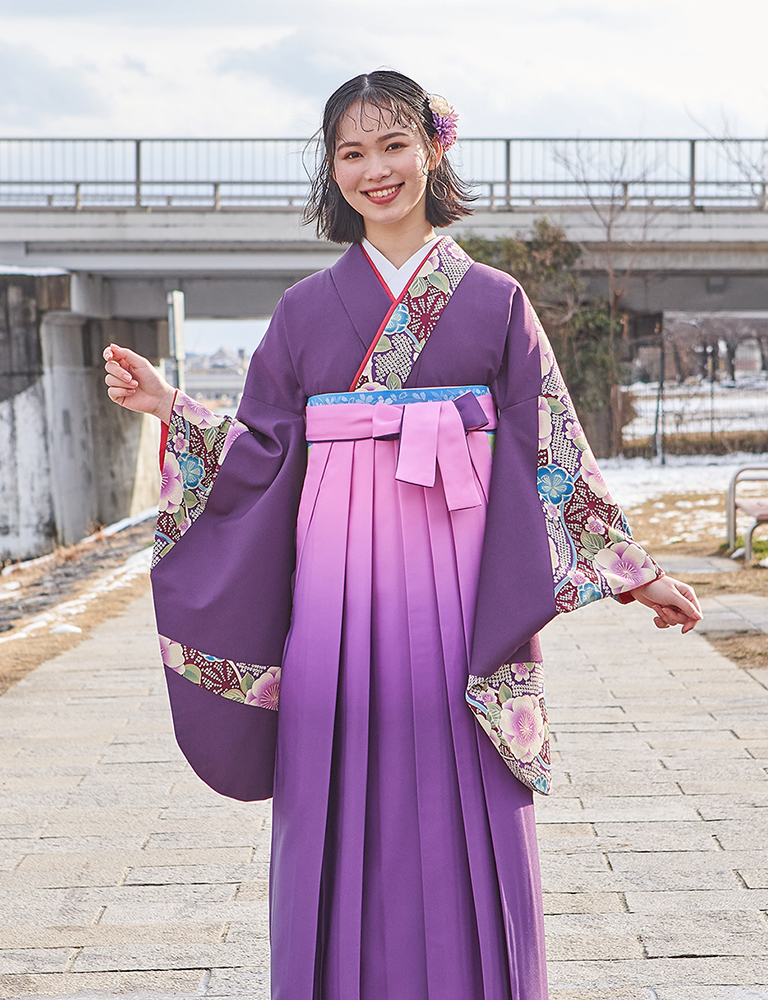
top-left (0, 274), bottom-right (166, 562)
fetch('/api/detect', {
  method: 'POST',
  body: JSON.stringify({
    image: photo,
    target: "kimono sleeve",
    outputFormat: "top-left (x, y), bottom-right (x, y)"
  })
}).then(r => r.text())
top-left (150, 299), bottom-right (307, 801)
top-left (466, 284), bottom-right (661, 794)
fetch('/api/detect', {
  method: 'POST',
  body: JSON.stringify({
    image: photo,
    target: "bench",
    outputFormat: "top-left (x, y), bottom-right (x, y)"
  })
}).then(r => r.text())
top-left (726, 466), bottom-right (768, 563)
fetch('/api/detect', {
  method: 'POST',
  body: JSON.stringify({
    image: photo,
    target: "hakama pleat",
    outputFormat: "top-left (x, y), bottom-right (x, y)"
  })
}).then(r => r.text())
top-left (271, 400), bottom-right (548, 1000)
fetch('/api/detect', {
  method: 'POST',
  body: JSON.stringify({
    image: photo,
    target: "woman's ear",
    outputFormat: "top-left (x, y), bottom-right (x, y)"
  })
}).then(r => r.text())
top-left (429, 137), bottom-right (444, 172)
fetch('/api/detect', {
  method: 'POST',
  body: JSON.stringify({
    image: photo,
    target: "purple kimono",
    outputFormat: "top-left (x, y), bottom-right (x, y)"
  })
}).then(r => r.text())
top-left (151, 237), bottom-right (660, 1000)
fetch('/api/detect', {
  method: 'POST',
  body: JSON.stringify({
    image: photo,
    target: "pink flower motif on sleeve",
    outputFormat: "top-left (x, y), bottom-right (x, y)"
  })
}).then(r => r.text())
top-left (580, 451), bottom-right (614, 502)
top-left (498, 695), bottom-right (546, 764)
top-left (158, 635), bottom-right (185, 672)
top-left (179, 394), bottom-right (224, 428)
top-left (245, 666), bottom-right (281, 711)
top-left (159, 453), bottom-right (184, 513)
top-left (220, 422), bottom-right (248, 465)
top-left (171, 431), bottom-right (187, 453)
top-left (538, 397), bottom-right (553, 450)
top-left (592, 540), bottom-right (657, 593)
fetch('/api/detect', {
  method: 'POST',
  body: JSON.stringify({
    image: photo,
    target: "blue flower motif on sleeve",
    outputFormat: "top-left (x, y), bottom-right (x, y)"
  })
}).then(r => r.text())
top-left (537, 464), bottom-right (575, 505)
top-left (178, 451), bottom-right (205, 490)
top-left (577, 581), bottom-right (602, 605)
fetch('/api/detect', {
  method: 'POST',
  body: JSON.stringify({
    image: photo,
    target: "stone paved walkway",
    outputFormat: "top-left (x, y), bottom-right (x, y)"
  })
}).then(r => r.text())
top-left (1, 590), bottom-right (767, 999)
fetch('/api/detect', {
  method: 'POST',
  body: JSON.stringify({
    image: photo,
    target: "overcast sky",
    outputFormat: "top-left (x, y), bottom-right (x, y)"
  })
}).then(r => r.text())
top-left (0, 0), bottom-right (765, 139)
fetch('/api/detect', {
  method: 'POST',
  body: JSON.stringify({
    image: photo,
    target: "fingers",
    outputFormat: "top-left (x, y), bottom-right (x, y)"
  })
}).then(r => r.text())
top-left (652, 602), bottom-right (699, 634)
top-left (105, 361), bottom-right (138, 388)
top-left (664, 591), bottom-right (701, 622)
top-left (654, 603), bottom-right (689, 627)
top-left (663, 577), bottom-right (703, 619)
top-left (677, 580), bottom-right (703, 617)
top-left (103, 343), bottom-right (147, 368)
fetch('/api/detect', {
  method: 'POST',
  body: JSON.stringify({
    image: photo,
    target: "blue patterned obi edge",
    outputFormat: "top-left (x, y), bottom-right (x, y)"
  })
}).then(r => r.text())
top-left (307, 385), bottom-right (492, 407)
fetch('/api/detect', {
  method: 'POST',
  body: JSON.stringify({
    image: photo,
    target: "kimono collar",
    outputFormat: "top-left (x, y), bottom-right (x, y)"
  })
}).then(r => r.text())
top-left (329, 243), bottom-right (394, 352)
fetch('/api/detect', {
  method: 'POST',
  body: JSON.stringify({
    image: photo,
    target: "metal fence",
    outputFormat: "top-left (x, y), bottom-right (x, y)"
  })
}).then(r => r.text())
top-left (1, 137), bottom-right (767, 211)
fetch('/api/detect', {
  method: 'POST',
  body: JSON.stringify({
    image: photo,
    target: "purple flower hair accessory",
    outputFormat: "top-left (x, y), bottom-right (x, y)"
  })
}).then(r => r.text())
top-left (428, 94), bottom-right (459, 151)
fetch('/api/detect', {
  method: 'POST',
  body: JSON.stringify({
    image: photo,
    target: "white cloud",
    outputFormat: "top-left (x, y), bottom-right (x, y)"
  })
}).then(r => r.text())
top-left (0, 40), bottom-right (105, 126)
top-left (0, 1), bottom-right (765, 138)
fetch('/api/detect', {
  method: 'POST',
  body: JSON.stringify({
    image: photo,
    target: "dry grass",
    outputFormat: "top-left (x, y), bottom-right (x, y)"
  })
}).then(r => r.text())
top-left (623, 430), bottom-right (768, 458)
top-left (706, 631), bottom-right (768, 671)
top-left (0, 520), bottom-right (155, 696)
top-left (0, 572), bottom-right (150, 696)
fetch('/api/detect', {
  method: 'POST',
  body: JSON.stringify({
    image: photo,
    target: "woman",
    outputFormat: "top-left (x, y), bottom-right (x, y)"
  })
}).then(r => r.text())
top-left (104, 71), bottom-right (701, 1000)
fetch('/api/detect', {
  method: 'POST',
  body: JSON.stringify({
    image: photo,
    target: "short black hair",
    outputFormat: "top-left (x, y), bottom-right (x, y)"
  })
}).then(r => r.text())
top-left (303, 70), bottom-right (474, 244)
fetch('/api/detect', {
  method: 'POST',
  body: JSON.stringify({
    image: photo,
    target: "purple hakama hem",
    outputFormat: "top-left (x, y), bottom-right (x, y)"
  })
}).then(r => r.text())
top-left (270, 392), bottom-right (548, 1000)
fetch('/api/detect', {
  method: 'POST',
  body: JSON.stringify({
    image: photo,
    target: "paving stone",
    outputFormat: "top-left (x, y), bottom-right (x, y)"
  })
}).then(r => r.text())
top-left (543, 891), bottom-right (627, 914)
top-left (737, 870), bottom-right (768, 889)
top-left (640, 910), bottom-right (768, 957)
top-left (0, 968), bottom-right (203, 998)
top-left (0, 922), bottom-right (224, 948)
top-left (0, 949), bottom-right (74, 975)
top-left (71, 941), bottom-right (254, 972)
top-left (652, 989), bottom-right (768, 1000)
top-left (546, 955), bottom-right (768, 987)
top-left (123, 863), bottom-right (256, 885)
top-left (706, 819), bottom-right (768, 849)
top-left (624, 888), bottom-right (768, 912)
top-left (591, 821), bottom-right (721, 852)
top-left (556, 778), bottom-right (684, 797)
top-left (144, 829), bottom-right (265, 850)
top-left (232, 880), bottom-right (270, 902)
top-left (99, 898), bottom-right (266, 925)
top-left (204, 960), bottom-right (271, 998)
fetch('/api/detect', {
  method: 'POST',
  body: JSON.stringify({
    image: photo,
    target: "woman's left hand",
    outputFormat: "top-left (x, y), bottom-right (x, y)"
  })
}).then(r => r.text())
top-left (631, 576), bottom-right (703, 633)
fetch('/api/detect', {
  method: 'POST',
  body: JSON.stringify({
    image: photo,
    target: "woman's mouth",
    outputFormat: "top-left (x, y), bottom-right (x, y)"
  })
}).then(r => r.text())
top-left (363, 183), bottom-right (403, 204)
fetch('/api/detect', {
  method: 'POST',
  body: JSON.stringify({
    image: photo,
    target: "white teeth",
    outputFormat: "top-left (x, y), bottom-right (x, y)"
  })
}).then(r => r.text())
top-left (367, 185), bottom-right (399, 199)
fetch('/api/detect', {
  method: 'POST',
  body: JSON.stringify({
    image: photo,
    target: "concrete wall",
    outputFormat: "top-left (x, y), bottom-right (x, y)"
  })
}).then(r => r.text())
top-left (0, 379), bottom-right (55, 560)
top-left (0, 275), bottom-right (163, 562)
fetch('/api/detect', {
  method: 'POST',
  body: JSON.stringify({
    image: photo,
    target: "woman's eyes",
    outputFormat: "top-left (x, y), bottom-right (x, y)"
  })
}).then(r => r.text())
top-left (339, 142), bottom-right (407, 160)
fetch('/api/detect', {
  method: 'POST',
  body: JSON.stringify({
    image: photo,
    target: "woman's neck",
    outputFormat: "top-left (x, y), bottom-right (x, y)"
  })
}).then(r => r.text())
top-left (363, 220), bottom-right (437, 269)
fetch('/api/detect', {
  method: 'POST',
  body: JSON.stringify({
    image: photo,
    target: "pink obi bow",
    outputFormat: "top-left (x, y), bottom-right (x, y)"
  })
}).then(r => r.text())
top-left (305, 392), bottom-right (497, 511)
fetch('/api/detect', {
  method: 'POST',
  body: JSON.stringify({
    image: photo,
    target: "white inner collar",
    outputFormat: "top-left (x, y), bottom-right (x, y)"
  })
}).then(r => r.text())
top-left (362, 236), bottom-right (443, 298)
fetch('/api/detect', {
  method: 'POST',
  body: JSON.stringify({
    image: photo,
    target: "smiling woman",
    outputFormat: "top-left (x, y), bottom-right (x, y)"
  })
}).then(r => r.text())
top-left (103, 68), bottom-right (701, 1000)
top-left (304, 70), bottom-right (473, 251)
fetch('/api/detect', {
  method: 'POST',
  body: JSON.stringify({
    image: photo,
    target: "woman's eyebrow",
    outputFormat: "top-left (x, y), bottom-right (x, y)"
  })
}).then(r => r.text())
top-left (336, 131), bottom-right (410, 151)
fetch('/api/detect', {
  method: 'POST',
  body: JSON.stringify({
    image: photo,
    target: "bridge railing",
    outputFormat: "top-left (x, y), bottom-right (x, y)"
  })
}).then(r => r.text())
top-left (0, 137), bottom-right (766, 210)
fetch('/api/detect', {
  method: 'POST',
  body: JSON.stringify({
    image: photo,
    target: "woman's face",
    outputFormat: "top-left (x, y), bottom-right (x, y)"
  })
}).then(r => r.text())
top-left (332, 102), bottom-right (440, 237)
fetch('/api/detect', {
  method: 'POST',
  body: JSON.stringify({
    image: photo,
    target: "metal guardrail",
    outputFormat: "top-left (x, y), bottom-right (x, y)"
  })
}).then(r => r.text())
top-left (0, 137), bottom-right (767, 211)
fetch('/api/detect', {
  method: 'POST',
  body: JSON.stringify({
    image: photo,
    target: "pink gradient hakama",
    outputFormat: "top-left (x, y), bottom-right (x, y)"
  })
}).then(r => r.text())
top-left (269, 391), bottom-right (548, 1000)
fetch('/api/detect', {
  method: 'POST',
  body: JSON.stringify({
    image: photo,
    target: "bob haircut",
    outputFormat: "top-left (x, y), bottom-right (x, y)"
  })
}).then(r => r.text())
top-left (303, 70), bottom-right (474, 244)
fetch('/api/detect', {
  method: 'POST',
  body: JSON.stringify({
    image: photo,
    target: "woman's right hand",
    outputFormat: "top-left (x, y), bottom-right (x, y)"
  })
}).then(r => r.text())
top-left (103, 344), bottom-right (176, 424)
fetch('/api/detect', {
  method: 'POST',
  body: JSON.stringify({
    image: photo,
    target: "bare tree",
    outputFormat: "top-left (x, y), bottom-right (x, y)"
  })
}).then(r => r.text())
top-left (689, 115), bottom-right (768, 209)
top-left (551, 139), bottom-right (669, 325)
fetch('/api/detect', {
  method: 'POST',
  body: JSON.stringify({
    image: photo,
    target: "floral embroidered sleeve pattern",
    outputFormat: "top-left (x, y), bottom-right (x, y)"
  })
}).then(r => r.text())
top-left (152, 392), bottom-right (247, 568)
top-left (534, 316), bottom-right (662, 610)
top-left (466, 661), bottom-right (550, 794)
top-left (152, 392), bottom-right (280, 711)
top-left (466, 300), bottom-right (662, 796)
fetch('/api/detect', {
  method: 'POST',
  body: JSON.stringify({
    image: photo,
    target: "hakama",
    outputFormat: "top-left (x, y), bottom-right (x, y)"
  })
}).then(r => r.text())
top-left (272, 389), bottom-right (546, 998)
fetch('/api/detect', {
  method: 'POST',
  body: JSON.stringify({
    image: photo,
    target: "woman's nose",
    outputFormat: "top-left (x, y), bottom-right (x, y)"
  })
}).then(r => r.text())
top-left (364, 156), bottom-right (390, 181)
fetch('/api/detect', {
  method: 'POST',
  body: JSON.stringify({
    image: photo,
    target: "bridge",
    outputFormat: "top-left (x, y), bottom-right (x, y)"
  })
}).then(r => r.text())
top-left (3, 137), bottom-right (768, 562)
top-left (2, 136), bottom-right (768, 317)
